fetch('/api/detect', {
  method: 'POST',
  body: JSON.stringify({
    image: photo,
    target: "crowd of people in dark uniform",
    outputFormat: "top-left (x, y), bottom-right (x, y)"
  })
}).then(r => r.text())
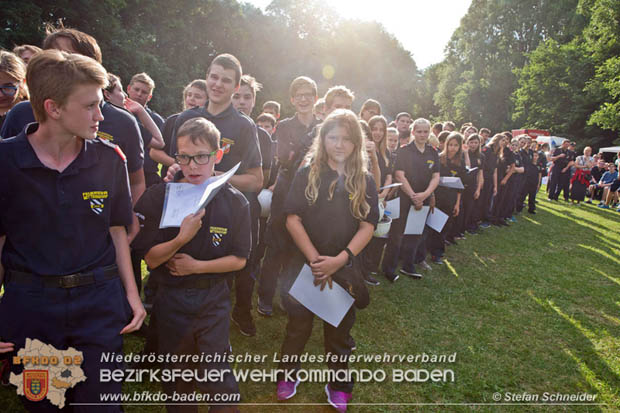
top-left (1, 25), bottom-right (619, 413)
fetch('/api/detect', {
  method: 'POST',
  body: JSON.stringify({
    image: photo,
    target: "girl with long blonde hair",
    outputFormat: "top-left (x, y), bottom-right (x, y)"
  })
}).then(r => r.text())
top-left (276, 109), bottom-right (379, 411)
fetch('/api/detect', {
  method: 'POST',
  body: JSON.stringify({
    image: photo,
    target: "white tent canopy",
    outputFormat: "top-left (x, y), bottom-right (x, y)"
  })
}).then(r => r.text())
top-left (535, 136), bottom-right (567, 148)
top-left (598, 146), bottom-right (620, 154)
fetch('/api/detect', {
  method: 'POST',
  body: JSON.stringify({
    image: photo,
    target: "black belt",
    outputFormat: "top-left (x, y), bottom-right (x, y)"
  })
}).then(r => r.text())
top-left (6, 265), bottom-right (119, 289)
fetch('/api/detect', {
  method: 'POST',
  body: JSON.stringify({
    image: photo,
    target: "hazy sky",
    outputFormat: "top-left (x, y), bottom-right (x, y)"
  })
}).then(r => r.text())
top-left (243, 0), bottom-right (472, 69)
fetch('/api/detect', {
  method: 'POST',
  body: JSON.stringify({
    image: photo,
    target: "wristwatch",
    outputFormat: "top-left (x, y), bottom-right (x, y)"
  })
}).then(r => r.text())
top-left (344, 247), bottom-right (355, 267)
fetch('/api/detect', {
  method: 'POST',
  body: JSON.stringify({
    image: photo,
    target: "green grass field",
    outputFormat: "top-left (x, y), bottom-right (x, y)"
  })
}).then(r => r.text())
top-left (2, 194), bottom-right (619, 412)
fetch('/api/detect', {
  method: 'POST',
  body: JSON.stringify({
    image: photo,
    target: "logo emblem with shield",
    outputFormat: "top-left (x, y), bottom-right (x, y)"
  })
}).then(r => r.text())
top-left (24, 370), bottom-right (48, 402)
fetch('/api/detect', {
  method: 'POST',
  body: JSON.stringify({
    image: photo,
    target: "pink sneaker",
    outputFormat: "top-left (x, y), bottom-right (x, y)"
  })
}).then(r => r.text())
top-left (325, 384), bottom-right (352, 412)
top-left (276, 379), bottom-right (300, 400)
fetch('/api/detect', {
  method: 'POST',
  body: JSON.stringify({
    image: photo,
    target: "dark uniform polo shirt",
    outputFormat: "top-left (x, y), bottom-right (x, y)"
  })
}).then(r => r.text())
top-left (520, 149), bottom-right (537, 179)
top-left (551, 148), bottom-right (569, 170)
top-left (498, 147), bottom-right (515, 181)
top-left (513, 151), bottom-right (523, 173)
top-left (481, 146), bottom-right (498, 180)
top-left (0, 101), bottom-right (145, 174)
top-left (173, 103), bottom-right (262, 175)
top-left (141, 106), bottom-right (165, 182)
top-left (98, 102), bottom-right (145, 173)
top-left (0, 101), bottom-right (33, 139)
top-left (467, 151), bottom-right (485, 188)
top-left (270, 115), bottom-right (319, 221)
top-left (436, 156), bottom-right (466, 207)
top-left (393, 142), bottom-right (440, 207)
top-left (258, 127), bottom-right (274, 176)
top-left (274, 115), bottom-right (319, 174)
top-left (284, 166), bottom-right (379, 257)
top-left (376, 149), bottom-right (394, 187)
top-left (131, 181), bottom-right (251, 286)
top-left (0, 123), bottom-right (133, 275)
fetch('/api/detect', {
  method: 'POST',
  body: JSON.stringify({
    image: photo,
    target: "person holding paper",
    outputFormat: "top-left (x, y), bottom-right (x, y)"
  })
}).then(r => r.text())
top-left (463, 133), bottom-right (485, 234)
top-left (382, 118), bottom-right (440, 282)
top-left (275, 110), bottom-right (378, 412)
top-left (427, 133), bottom-right (467, 264)
top-left (492, 133), bottom-right (516, 226)
top-left (132, 118), bottom-right (251, 412)
top-left (360, 115), bottom-right (394, 286)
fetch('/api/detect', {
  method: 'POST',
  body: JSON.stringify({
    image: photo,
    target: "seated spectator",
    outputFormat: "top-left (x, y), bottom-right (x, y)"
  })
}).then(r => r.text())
top-left (587, 159), bottom-right (607, 203)
top-left (596, 164), bottom-right (618, 209)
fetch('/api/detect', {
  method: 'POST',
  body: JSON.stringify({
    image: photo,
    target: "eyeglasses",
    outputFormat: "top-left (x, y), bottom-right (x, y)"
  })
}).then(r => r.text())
top-left (0, 85), bottom-right (18, 97)
top-left (174, 150), bottom-right (218, 165)
top-left (294, 93), bottom-right (315, 101)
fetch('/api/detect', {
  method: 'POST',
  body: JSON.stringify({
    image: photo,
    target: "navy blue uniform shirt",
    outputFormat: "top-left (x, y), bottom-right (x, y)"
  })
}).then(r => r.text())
top-left (258, 126), bottom-right (274, 176)
top-left (131, 181), bottom-right (251, 286)
top-left (0, 123), bottom-right (133, 275)
top-left (98, 102), bottom-right (145, 173)
top-left (0, 100), bottom-right (145, 174)
top-left (284, 166), bottom-right (379, 257)
top-left (173, 104), bottom-right (262, 175)
top-left (0, 101), bottom-right (33, 139)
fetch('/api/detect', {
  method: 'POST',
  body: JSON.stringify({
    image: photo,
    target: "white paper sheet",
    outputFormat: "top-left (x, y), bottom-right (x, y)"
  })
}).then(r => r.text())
top-left (541, 176), bottom-right (548, 186)
top-left (404, 206), bottom-right (430, 235)
top-left (439, 176), bottom-right (464, 189)
top-left (385, 197), bottom-right (400, 220)
top-left (379, 182), bottom-right (403, 191)
top-left (159, 163), bottom-right (240, 228)
top-left (288, 264), bottom-right (355, 328)
top-left (426, 207), bottom-right (449, 233)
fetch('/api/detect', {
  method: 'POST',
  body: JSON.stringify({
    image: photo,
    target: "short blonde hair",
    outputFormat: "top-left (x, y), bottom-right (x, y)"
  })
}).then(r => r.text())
top-left (289, 76), bottom-right (317, 99)
top-left (130, 72), bottom-right (155, 91)
top-left (27, 50), bottom-right (107, 122)
top-left (324, 85), bottom-right (354, 110)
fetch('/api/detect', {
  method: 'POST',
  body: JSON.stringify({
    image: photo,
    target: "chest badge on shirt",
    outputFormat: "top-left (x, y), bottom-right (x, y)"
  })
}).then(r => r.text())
top-left (83, 191), bottom-right (108, 215)
top-left (221, 138), bottom-right (235, 155)
top-left (210, 226), bottom-right (228, 246)
top-left (427, 160), bottom-right (435, 169)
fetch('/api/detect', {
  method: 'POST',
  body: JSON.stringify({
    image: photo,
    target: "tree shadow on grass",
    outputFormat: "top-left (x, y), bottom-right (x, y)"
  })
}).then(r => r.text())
top-left (529, 293), bottom-right (619, 410)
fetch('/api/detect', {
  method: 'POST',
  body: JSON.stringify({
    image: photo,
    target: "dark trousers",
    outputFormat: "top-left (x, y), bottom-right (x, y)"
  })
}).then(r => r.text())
top-left (0, 275), bottom-right (130, 412)
top-left (549, 170), bottom-right (570, 200)
top-left (461, 188), bottom-right (477, 232)
top-left (512, 175), bottom-right (526, 213)
top-left (479, 175), bottom-right (495, 223)
top-left (257, 218), bottom-right (293, 307)
top-left (361, 237), bottom-right (387, 276)
top-left (382, 212), bottom-right (425, 276)
top-left (428, 194), bottom-right (456, 258)
top-left (232, 200), bottom-right (260, 322)
top-left (524, 179), bottom-right (538, 212)
top-left (156, 281), bottom-right (239, 412)
top-left (555, 172), bottom-right (571, 201)
top-left (277, 257), bottom-right (356, 393)
top-left (493, 180), bottom-right (512, 220)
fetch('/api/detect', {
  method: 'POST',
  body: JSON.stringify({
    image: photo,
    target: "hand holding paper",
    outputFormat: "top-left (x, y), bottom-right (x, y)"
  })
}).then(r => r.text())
top-left (288, 264), bottom-right (354, 328)
top-left (160, 163), bottom-right (241, 228)
top-left (439, 176), bottom-right (464, 189)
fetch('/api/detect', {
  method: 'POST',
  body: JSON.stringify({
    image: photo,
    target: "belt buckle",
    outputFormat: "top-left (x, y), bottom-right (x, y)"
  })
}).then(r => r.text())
top-left (60, 273), bottom-right (81, 288)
